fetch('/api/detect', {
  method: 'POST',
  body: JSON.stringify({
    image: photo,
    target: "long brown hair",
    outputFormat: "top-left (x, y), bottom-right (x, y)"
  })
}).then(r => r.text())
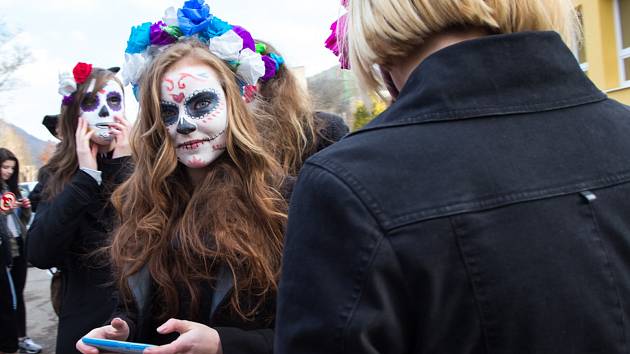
top-left (255, 40), bottom-right (321, 176)
top-left (41, 68), bottom-right (122, 200)
top-left (0, 148), bottom-right (22, 198)
top-left (110, 39), bottom-right (287, 321)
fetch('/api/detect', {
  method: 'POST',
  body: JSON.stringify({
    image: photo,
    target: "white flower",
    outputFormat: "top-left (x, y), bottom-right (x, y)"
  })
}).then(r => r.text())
top-left (236, 48), bottom-right (265, 85)
top-left (208, 30), bottom-right (243, 62)
top-left (122, 53), bottom-right (148, 86)
top-left (58, 71), bottom-right (77, 96)
top-left (162, 7), bottom-right (178, 26)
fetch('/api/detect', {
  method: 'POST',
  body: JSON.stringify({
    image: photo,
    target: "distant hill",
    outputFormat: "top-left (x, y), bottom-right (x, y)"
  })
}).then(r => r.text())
top-left (307, 66), bottom-right (360, 121)
top-left (0, 119), bottom-right (52, 170)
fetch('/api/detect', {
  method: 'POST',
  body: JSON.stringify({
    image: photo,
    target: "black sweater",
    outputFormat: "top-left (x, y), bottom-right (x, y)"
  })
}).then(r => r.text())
top-left (27, 156), bottom-right (131, 354)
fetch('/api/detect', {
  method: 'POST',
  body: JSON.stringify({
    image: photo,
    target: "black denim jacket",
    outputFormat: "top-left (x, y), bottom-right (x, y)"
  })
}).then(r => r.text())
top-left (276, 32), bottom-right (630, 354)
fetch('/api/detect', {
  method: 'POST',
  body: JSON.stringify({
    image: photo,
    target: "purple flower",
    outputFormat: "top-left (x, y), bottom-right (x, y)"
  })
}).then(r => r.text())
top-left (232, 25), bottom-right (255, 52)
top-left (261, 55), bottom-right (277, 81)
top-left (150, 21), bottom-right (177, 45)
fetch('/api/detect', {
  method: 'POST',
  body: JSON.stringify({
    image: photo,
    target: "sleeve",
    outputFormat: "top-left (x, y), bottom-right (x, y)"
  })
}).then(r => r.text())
top-left (18, 205), bottom-right (31, 226)
top-left (274, 162), bottom-right (410, 354)
top-left (28, 182), bottom-right (43, 212)
top-left (215, 327), bottom-right (273, 354)
top-left (100, 156), bottom-right (133, 187)
top-left (26, 170), bottom-right (101, 269)
top-left (314, 112), bottom-right (349, 152)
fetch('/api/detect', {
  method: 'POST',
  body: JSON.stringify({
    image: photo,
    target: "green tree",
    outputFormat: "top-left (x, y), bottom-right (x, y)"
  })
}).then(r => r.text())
top-left (352, 95), bottom-right (387, 131)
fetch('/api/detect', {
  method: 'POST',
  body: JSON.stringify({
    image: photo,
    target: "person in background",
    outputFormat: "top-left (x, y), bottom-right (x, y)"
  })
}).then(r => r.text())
top-left (29, 114), bottom-right (60, 212)
top-left (27, 63), bottom-right (132, 354)
top-left (275, 0), bottom-right (630, 353)
top-left (0, 148), bottom-right (41, 354)
top-left (253, 40), bottom-right (348, 176)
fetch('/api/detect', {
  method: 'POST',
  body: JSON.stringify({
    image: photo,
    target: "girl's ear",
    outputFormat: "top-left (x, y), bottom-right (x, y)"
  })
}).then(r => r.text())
top-left (108, 67), bottom-right (121, 74)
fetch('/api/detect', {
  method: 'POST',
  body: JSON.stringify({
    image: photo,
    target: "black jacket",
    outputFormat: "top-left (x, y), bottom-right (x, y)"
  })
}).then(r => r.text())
top-left (27, 156), bottom-right (131, 354)
top-left (276, 32), bottom-right (630, 354)
top-left (116, 263), bottom-right (275, 354)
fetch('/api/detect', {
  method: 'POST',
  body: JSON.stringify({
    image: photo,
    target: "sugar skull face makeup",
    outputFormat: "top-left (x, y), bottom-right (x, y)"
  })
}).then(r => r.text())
top-left (160, 62), bottom-right (228, 169)
top-left (80, 79), bottom-right (125, 145)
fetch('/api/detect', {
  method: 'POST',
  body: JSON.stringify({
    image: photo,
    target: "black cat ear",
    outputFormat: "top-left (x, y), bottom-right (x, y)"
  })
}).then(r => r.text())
top-left (42, 114), bottom-right (60, 138)
top-left (107, 67), bottom-right (120, 74)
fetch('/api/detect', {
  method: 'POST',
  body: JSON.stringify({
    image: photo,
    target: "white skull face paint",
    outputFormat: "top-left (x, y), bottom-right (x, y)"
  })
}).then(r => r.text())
top-left (80, 79), bottom-right (125, 145)
top-left (160, 62), bottom-right (228, 169)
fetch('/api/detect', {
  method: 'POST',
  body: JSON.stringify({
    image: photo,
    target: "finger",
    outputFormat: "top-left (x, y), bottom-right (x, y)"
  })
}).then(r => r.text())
top-left (156, 318), bottom-right (191, 335)
top-left (111, 318), bottom-right (129, 333)
top-left (114, 115), bottom-right (131, 127)
top-left (108, 123), bottom-right (125, 130)
top-left (76, 338), bottom-right (101, 354)
top-left (143, 340), bottom-right (187, 354)
top-left (90, 143), bottom-right (99, 158)
top-left (108, 128), bottom-right (123, 136)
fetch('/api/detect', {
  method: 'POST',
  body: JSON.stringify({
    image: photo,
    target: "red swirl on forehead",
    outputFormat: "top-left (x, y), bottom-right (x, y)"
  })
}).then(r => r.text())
top-left (177, 72), bottom-right (209, 89)
top-left (164, 78), bottom-right (175, 92)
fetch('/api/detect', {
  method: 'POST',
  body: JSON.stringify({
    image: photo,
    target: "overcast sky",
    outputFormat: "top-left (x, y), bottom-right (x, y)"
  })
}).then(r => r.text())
top-left (0, 0), bottom-right (343, 141)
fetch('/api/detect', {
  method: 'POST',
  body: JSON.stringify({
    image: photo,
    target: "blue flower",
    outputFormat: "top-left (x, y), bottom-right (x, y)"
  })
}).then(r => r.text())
top-left (177, 0), bottom-right (213, 36)
top-left (126, 22), bottom-right (152, 54)
top-left (205, 16), bottom-right (232, 39)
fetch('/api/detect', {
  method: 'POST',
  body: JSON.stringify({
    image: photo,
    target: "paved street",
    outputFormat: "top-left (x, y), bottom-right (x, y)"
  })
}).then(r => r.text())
top-left (24, 267), bottom-right (58, 353)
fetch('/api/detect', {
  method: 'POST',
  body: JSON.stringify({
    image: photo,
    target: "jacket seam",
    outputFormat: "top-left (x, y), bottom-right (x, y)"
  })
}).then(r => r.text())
top-left (351, 94), bottom-right (606, 137)
top-left (387, 172), bottom-right (630, 231)
top-left (449, 216), bottom-right (491, 354)
top-left (339, 236), bottom-right (386, 353)
top-left (306, 160), bottom-right (391, 231)
top-left (587, 200), bottom-right (628, 352)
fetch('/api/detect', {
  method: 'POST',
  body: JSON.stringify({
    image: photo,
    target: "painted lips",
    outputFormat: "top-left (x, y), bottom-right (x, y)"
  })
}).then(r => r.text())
top-left (177, 138), bottom-right (210, 150)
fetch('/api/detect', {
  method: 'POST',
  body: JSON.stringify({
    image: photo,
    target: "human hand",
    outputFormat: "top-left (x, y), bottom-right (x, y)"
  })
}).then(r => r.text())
top-left (76, 117), bottom-right (98, 170)
top-left (20, 197), bottom-right (31, 209)
top-left (143, 319), bottom-right (222, 354)
top-left (110, 116), bottom-right (132, 159)
top-left (76, 318), bottom-right (130, 354)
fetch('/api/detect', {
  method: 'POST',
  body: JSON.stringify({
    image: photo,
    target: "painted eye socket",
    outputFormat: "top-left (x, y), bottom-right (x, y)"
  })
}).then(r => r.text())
top-left (81, 93), bottom-right (100, 112)
top-left (160, 102), bottom-right (179, 126)
top-left (185, 90), bottom-right (219, 118)
top-left (107, 92), bottom-right (123, 111)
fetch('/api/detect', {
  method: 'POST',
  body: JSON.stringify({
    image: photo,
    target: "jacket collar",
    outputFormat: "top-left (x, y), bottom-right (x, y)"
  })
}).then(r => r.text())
top-left (356, 31), bottom-right (606, 134)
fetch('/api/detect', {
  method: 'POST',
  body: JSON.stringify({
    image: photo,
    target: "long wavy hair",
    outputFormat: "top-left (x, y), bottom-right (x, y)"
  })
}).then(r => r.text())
top-left (255, 40), bottom-right (322, 176)
top-left (110, 39), bottom-right (287, 321)
top-left (0, 148), bottom-right (22, 197)
top-left (41, 68), bottom-right (122, 200)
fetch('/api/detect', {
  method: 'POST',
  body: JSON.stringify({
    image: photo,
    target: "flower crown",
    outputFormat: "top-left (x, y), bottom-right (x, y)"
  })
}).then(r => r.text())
top-left (324, 0), bottom-right (349, 69)
top-left (123, 0), bottom-right (284, 99)
top-left (58, 62), bottom-right (93, 106)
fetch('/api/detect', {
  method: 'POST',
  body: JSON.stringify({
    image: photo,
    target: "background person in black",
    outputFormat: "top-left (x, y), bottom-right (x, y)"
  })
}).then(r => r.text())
top-left (276, 1), bottom-right (630, 354)
top-left (27, 64), bottom-right (132, 354)
top-left (0, 148), bottom-right (41, 354)
top-left (253, 40), bottom-right (348, 177)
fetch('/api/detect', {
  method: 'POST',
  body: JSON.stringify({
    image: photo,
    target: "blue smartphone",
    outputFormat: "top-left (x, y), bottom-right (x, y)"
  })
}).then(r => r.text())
top-left (82, 337), bottom-right (155, 354)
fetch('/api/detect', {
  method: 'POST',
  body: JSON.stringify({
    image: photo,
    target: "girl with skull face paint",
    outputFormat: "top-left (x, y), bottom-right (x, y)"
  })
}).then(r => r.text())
top-left (27, 64), bottom-right (133, 354)
top-left (77, 38), bottom-right (287, 354)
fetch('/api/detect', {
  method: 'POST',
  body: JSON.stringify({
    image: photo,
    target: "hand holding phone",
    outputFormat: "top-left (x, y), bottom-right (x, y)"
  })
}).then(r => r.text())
top-left (76, 318), bottom-right (131, 354)
top-left (81, 337), bottom-right (155, 354)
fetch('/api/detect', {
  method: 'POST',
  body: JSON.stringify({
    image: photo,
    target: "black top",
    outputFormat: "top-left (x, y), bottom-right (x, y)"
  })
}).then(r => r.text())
top-left (27, 156), bottom-right (131, 354)
top-left (313, 111), bottom-right (349, 153)
top-left (276, 31), bottom-right (630, 354)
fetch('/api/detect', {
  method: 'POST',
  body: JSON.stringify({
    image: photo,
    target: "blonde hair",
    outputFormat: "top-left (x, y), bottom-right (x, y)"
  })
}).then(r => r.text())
top-left (111, 39), bottom-right (287, 321)
top-left (347, 0), bottom-right (580, 94)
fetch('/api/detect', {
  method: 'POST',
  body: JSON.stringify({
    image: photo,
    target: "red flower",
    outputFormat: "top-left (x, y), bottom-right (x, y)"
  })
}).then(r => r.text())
top-left (72, 62), bottom-right (93, 84)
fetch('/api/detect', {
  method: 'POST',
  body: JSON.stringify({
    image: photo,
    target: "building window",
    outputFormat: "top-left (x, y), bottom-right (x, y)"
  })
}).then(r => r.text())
top-left (615, 0), bottom-right (630, 84)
